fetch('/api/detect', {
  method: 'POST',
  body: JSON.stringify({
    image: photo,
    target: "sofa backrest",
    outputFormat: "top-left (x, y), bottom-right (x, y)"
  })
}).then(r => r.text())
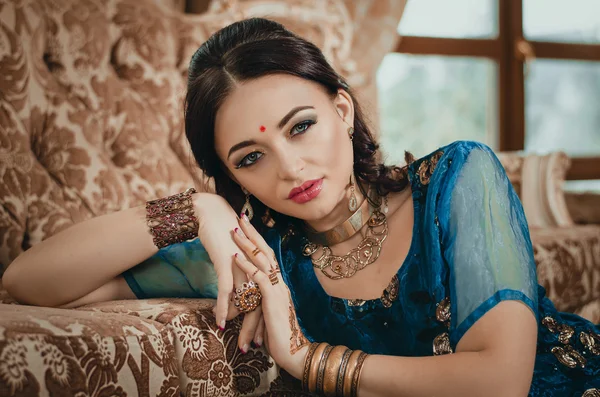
top-left (0, 0), bottom-right (405, 271)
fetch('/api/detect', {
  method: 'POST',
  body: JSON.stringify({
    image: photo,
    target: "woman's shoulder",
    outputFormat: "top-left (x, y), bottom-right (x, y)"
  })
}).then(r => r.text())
top-left (412, 140), bottom-right (493, 166)
top-left (408, 140), bottom-right (499, 188)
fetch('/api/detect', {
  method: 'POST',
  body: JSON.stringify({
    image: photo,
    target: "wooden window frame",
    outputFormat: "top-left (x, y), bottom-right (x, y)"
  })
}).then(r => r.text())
top-left (394, 0), bottom-right (600, 181)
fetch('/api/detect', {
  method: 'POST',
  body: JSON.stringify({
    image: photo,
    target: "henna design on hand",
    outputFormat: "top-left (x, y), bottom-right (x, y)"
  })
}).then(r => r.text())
top-left (288, 292), bottom-right (309, 354)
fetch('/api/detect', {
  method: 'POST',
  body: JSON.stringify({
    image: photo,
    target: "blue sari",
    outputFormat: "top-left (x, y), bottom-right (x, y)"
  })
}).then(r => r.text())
top-left (124, 141), bottom-right (600, 396)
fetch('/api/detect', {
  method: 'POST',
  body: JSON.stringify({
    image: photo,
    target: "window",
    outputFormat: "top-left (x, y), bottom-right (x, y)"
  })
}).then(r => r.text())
top-left (377, 55), bottom-right (496, 164)
top-left (378, 0), bottom-right (600, 192)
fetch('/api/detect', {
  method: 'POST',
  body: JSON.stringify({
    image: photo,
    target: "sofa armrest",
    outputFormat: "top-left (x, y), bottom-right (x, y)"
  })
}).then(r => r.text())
top-left (0, 302), bottom-right (180, 396)
top-left (497, 151), bottom-right (574, 228)
top-left (0, 295), bottom-right (306, 396)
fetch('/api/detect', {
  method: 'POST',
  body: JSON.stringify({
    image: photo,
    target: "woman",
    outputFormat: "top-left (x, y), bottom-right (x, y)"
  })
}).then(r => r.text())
top-left (4, 18), bottom-right (599, 397)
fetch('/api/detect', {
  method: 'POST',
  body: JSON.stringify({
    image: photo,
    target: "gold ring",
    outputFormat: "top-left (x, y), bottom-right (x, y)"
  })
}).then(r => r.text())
top-left (233, 281), bottom-right (262, 313)
top-left (268, 271), bottom-right (279, 286)
top-left (252, 247), bottom-right (261, 256)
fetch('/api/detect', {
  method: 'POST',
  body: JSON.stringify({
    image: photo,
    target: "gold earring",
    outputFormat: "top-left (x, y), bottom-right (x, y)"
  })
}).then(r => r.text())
top-left (262, 208), bottom-right (275, 227)
top-left (347, 126), bottom-right (354, 140)
top-left (348, 174), bottom-right (358, 212)
top-left (241, 188), bottom-right (254, 221)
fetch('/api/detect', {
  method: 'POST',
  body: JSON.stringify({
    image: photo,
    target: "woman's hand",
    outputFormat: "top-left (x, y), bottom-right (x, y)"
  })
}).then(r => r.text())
top-left (232, 214), bottom-right (310, 379)
top-left (193, 193), bottom-right (264, 348)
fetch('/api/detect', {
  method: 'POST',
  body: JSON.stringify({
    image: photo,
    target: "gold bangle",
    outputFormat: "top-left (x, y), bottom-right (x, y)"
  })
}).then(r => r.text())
top-left (337, 348), bottom-right (353, 396)
top-left (316, 345), bottom-right (334, 394)
top-left (351, 352), bottom-right (369, 397)
top-left (322, 346), bottom-right (349, 397)
top-left (308, 343), bottom-right (329, 394)
top-left (302, 343), bottom-right (320, 392)
top-left (343, 350), bottom-right (363, 397)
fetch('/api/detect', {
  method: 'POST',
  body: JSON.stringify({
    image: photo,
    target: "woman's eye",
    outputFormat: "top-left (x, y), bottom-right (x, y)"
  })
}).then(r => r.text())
top-left (291, 120), bottom-right (316, 136)
top-left (236, 152), bottom-right (263, 169)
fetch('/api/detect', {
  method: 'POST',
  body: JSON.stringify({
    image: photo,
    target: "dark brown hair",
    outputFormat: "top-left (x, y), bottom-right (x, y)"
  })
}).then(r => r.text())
top-left (185, 18), bottom-right (412, 235)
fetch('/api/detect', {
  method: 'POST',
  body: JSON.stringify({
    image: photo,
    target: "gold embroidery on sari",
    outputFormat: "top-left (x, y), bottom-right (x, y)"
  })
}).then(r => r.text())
top-left (542, 316), bottom-right (594, 369)
top-left (433, 332), bottom-right (452, 356)
top-left (433, 297), bottom-right (453, 355)
top-left (582, 388), bottom-right (600, 397)
top-left (435, 297), bottom-right (451, 327)
top-left (542, 316), bottom-right (574, 344)
top-left (347, 275), bottom-right (399, 308)
top-left (550, 345), bottom-right (587, 369)
top-left (417, 150), bottom-right (444, 185)
top-left (580, 331), bottom-right (600, 356)
top-left (380, 274), bottom-right (399, 308)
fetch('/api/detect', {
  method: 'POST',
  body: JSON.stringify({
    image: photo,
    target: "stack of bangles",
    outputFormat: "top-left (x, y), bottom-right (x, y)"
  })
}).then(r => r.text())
top-left (303, 342), bottom-right (369, 397)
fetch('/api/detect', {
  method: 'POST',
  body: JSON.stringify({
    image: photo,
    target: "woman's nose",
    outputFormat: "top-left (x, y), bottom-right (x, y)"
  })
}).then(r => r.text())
top-left (276, 148), bottom-right (305, 180)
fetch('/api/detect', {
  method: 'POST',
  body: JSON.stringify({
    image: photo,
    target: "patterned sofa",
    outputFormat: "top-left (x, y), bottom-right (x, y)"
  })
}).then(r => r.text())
top-left (0, 0), bottom-right (405, 395)
top-left (0, 0), bottom-right (598, 396)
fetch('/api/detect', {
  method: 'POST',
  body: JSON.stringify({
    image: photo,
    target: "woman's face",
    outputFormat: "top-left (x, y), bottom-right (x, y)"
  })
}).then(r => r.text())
top-left (214, 74), bottom-right (356, 229)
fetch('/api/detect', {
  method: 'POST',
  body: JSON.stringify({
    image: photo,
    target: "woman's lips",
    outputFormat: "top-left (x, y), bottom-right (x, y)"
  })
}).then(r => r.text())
top-left (288, 178), bottom-right (323, 204)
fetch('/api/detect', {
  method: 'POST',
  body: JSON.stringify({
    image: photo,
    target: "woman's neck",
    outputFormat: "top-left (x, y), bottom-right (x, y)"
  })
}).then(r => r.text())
top-left (304, 182), bottom-right (367, 233)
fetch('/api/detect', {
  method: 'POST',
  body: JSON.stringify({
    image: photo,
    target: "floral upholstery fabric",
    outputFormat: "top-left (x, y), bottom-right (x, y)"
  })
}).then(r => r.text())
top-left (0, 303), bottom-right (177, 397)
top-left (0, 296), bottom-right (306, 396)
top-left (532, 226), bottom-right (600, 316)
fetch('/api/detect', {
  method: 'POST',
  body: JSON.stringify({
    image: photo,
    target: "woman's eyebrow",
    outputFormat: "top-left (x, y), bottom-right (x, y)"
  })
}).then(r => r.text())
top-left (277, 105), bottom-right (314, 129)
top-left (227, 139), bottom-right (256, 160)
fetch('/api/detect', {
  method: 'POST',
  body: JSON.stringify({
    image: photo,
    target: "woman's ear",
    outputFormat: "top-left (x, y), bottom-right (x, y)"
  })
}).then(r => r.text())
top-left (334, 88), bottom-right (355, 125)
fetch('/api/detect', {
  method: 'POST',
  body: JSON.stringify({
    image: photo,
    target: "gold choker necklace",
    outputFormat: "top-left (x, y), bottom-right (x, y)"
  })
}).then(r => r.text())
top-left (302, 196), bottom-right (389, 280)
top-left (303, 191), bottom-right (375, 246)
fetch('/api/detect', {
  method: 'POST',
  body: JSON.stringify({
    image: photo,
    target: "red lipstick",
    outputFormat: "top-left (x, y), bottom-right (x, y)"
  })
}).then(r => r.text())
top-left (288, 178), bottom-right (323, 204)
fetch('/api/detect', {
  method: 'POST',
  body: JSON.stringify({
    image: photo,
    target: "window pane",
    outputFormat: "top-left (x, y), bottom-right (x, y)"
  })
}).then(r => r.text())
top-left (524, 0), bottom-right (600, 43)
top-left (525, 60), bottom-right (600, 157)
top-left (565, 180), bottom-right (600, 193)
top-left (376, 54), bottom-right (497, 162)
top-left (398, 0), bottom-right (497, 38)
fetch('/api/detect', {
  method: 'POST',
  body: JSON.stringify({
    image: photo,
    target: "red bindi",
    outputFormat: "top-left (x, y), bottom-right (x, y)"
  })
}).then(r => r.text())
top-left (259, 125), bottom-right (266, 132)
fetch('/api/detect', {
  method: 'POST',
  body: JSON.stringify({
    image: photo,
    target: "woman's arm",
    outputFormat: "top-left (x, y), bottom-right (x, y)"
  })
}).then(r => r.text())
top-left (358, 301), bottom-right (537, 397)
top-left (2, 192), bottom-right (216, 307)
top-left (3, 203), bottom-right (155, 307)
top-left (58, 276), bottom-right (135, 308)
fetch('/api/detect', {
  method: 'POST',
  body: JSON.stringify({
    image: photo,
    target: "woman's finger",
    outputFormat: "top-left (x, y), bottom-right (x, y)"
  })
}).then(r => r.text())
top-left (214, 266), bottom-right (234, 330)
top-left (263, 328), bottom-right (271, 355)
top-left (232, 227), bottom-right (271, 273)
top-left (254, 315), bottom-right (265, 347)
top-left (239, 215), bottom-right (277, 264)
top-left (227, 264), bottom-right (249, 320)
top-left (238, 306), bottom-right (262, 353)
top-left (233, 253), bottom-right (269, 290)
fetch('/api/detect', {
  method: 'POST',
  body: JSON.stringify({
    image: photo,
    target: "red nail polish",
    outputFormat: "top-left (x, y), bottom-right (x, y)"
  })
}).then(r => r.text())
top-left (234, 253), bottom-right (238, 258)
top-left (234, 227), bottom-right (239, 233)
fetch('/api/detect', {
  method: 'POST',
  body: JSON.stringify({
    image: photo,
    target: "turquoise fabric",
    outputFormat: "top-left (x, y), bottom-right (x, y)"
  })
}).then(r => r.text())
top-left (123, 141), bottom-right (600, 395)
top-left (123, 238), bottom-right (218, 299)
